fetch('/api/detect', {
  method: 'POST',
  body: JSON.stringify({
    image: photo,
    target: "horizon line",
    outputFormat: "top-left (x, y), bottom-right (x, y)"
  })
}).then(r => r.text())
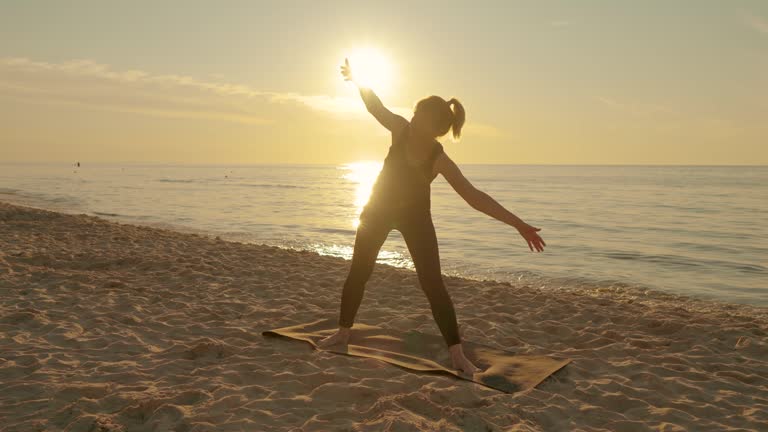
top-left (1, 161), bottom-right (767, 168)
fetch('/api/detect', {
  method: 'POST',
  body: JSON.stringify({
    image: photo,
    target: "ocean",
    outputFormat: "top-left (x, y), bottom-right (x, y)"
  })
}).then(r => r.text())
top-left (1, 162), bottom-right (766, 307)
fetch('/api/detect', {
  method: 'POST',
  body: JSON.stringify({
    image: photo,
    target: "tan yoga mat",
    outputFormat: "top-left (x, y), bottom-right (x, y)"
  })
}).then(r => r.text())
top-left (262, 318), bottom-right (571, 394)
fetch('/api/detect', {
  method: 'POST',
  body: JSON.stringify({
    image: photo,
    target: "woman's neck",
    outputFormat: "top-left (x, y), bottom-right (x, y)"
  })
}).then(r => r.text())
top-left (406, 125), bottom-right (434, 146)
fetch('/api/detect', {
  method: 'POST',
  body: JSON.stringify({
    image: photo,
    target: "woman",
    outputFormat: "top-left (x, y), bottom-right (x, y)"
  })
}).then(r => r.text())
top-left (318, 58), bottom-right (546, 375)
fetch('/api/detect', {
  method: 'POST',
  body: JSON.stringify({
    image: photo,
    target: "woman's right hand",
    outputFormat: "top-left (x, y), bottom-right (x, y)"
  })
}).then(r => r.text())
top-left (340, 57), bottom-right (355, 83)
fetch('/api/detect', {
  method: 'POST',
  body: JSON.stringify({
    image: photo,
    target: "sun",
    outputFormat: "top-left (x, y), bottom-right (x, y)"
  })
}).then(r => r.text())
top-left (346, 47), bottom-right (394, 94)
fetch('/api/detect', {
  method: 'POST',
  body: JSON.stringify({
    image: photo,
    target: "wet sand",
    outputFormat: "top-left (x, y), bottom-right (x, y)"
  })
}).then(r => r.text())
top-left (1, 201), bottom-right (766, 431)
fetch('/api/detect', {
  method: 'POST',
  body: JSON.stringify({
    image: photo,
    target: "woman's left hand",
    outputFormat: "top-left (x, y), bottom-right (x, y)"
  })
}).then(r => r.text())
top-left (517, 223), bottom-right (546, 252)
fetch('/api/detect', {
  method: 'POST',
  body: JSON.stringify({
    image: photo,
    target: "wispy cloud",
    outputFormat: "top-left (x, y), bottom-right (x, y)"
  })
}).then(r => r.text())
top-left (0, 57), bottom-right (381, 124)
top-left (270, 92), bottom-right (369, 116)
top-left (743, 12), bottom-right (768, 34)
top-left (284, 94), bottom-right (504, 137)
top-left (0, 57), bottom-right (275, 125)
top-left (0, 57), bottom-right (504, 137)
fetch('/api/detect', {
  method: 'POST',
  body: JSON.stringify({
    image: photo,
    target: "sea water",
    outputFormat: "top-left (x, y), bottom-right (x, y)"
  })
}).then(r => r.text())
top-left (1, 162), bottom-right (765, 306)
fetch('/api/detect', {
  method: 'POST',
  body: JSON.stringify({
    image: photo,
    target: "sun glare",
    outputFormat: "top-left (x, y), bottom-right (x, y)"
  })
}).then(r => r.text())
top-left (346, 47), bottom-right (394, 94)
top-left (340, 160), bottom-right (383, 229)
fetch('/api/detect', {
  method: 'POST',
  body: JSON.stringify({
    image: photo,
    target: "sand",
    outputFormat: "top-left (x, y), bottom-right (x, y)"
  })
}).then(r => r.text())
top-left (0, 201), bottom-right (766, 431)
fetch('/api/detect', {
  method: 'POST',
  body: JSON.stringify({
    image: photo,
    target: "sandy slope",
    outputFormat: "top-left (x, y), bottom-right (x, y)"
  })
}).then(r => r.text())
top-left (0, 201), bottom-right (766, 431)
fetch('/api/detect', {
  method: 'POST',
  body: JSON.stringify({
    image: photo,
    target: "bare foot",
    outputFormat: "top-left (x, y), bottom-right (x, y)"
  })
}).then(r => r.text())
top-left (317, 327), bottom-right (351, 349)
top-left (449, 343), bottom-right (483, 376)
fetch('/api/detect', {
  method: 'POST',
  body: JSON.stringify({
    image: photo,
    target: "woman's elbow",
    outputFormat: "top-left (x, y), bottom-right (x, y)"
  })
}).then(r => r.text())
top-left (463, 187), bottom-right (484, 210)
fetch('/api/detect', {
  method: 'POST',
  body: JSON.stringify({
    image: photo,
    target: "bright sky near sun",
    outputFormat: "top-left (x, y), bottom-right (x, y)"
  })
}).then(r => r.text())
top-left (1, 1), bottom-right (766, 165)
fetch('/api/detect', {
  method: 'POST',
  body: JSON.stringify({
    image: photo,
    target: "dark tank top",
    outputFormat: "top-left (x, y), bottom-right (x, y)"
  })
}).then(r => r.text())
top-left (362, 124), bottom-right (444, 218)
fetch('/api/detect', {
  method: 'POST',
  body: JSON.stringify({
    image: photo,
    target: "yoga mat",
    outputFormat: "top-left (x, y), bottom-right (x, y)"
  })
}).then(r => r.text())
top-left (262, 318), bottom-right (571, 394)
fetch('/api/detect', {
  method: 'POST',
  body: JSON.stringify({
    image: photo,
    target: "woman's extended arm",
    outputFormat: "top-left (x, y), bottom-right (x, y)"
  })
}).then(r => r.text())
top-left (341, 58), bottom-right (407, 132)
top-left (435, 153), bottom-right (546, 252)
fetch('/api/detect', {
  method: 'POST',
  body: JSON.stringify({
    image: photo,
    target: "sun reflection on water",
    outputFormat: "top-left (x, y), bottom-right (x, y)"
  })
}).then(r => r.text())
top-left (302, 161), bottom-right (414, 269)
top-left (309, 243), bottom-right (413, 269)
top-left (340, 160), bottom-right (383, 229)
top-left (310, 160), bottom-right (413, 269)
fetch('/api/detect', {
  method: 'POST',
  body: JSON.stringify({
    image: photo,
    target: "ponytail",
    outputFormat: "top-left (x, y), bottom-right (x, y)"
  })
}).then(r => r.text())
top-left (447, 98), bottom-right (465, 140)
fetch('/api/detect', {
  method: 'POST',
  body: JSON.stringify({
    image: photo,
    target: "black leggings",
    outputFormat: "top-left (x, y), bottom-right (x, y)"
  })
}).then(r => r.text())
top-left (337, 209), bottom-right (462, 347)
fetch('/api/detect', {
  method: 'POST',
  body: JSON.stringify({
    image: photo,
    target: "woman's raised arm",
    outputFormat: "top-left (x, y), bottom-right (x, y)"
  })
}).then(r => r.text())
top-left (341, 58), bottom-right (407, 132)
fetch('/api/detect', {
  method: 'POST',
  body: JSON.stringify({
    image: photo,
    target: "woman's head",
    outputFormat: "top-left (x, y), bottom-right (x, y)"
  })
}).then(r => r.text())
top-left (411, 96), bottom-right (465, 140)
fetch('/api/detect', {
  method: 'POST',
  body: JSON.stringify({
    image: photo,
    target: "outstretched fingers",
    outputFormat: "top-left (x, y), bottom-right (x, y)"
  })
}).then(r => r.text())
top-left (340, 58), bottom-right (353, 81)
top-left (518, 225), bottom-right (546, 252)
top-left (524, 232), bottom-right (546, 252)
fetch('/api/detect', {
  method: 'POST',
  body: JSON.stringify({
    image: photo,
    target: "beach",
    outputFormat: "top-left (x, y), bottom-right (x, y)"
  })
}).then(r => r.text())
top-left (1, 200), bottom-right (766, 431)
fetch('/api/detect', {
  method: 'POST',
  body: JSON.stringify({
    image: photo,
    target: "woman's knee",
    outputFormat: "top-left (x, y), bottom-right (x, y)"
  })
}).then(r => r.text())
top-left (417, 271), bottom-right (446, 291)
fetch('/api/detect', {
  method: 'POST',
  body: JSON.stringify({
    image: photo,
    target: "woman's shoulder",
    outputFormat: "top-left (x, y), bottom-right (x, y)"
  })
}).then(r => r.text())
top-left (432, 140), bottom-right (444, 155)
top-left (425, 141), bottom-right (444, 167)
top-left (390, 118), bottom-right (410, 139)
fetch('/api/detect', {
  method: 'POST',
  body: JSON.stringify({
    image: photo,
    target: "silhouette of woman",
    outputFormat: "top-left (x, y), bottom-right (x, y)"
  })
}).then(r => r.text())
top-left (318, 58), bottom-right (546, 375)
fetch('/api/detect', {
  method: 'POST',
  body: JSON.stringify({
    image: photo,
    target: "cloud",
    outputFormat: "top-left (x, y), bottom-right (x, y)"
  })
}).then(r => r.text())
top-left (0, 57), bottom-right (395, 122)
top-left (0, 57), bottom-right (385, 125)
top-left (270, 92), bottom-right (369, 117)
top-left (0, 57), bottom-right (275, 125)
top-left (0, 57), bottom-right (504, 136)
top-left (0, 88), bottom-right (270, 125)
top-left (743, 12), bottom-right (768, 34)
top-left (2, 57), bottom-right (278, 99)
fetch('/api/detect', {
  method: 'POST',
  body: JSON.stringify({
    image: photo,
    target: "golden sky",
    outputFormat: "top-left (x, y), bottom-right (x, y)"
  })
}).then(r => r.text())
top-left (1, 1), bottom-right (766, 165)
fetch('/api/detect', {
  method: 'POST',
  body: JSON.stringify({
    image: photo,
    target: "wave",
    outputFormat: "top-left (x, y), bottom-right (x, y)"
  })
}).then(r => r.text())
top-left (157, 179), bottom-right (198, 183)
top-left (156, 178), bottom-right (306, 189)
top-left (598, 251), bottom-right (767, 274)
top-left (313, 227), bottom-right (356, 236)
top-left (92, 211), bottom-right (123, 217)
top-left (238, 183), bottom-right (307, 189)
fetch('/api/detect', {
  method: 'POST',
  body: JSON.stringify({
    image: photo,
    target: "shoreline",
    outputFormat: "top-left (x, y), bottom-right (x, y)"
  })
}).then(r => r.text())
top-left (1, 200), bottom-right (766, 430)
top-left (3, 194), bottom-right (765, 313)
